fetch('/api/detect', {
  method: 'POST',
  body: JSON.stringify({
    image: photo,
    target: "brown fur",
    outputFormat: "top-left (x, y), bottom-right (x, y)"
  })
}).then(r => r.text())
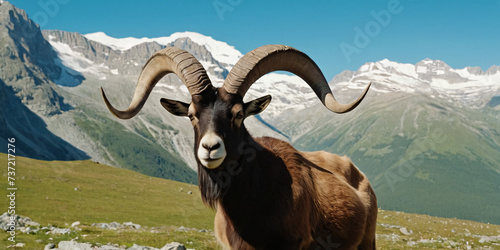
top-left (213, 137), bottom-right (377, 250)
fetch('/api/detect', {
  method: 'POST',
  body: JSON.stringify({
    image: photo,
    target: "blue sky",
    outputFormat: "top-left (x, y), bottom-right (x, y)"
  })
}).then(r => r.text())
top-left (8, 0), bottom-right (500, 80)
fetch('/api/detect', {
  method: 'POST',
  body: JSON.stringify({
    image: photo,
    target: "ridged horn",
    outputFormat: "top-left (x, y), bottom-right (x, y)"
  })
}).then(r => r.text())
top-left (101, 47), bottom-right (212, 119)
top-left (223, 45), bottom-right (370, 113)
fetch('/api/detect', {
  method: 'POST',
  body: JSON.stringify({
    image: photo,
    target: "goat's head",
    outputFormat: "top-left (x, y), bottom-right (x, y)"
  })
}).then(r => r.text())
top-left (101, 45), bottom-right (370, 170)
top-left (160, 87), bottom-right (271, 169)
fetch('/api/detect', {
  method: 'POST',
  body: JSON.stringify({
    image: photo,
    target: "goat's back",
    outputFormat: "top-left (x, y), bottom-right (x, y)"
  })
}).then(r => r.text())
top-left (258, 137), bottom-right (377, 249)
top-left (300, 150), bottom-right (377, 249)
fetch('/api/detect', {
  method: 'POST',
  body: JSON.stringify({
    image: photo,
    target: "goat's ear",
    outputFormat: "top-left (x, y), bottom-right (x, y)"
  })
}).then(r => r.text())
top-left (160, 98), bottom-right (189, 117)
top-left (244, 95), bottom-right (272, 118)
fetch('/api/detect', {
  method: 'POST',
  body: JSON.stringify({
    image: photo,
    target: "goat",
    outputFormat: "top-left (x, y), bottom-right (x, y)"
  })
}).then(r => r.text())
top-left (101, 45), bottom-right (377, 249)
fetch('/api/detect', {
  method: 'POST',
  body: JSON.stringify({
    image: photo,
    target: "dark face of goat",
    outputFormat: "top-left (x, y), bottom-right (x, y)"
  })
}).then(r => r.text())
top-left (160, 87), bottom-right (271, 170)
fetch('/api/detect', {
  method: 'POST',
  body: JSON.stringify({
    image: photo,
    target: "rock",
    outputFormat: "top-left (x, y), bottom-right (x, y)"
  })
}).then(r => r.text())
top-left (0, 213), bottom-right (40, 230)
top-left (109, 222), bottom-right (121, 230)
top-left (160, 242), bottom-right (186, 250)
top-left (399, 227), bottom-right (412, 235)
top-left (127, 244), bottom-right (159, 250)
top-left (378, 223), bottom-right (400, 229)
top-left (50, 227), bottom-right (71, 235)
top-left (187, 191), bottom-right (193, 195)
top-left (92, 222), bottom-right (142, 231)
top-left (123, 222), bottom-right (141, 229)
top-left (98, 244), bottom-right (121, 250)
top-left (71, 221), bottom-right (81, 227)
top-left (21, 226), bottom-right (39, 234)
top-left (175, 226), bottom-right (190, 232)
top-left (26, 220), bottom-right (41, 227)
top-left (479, 235), bottom-right (500, 243)
top-left (44, 243), bottom-right (56, 250)
top-left (406, 240), bottom-right (416, 246)
top-left (56, 240), bottom-right (93, 250)
top-left (14, 243), bottom-right (25, 247)
top-left (92, 223), bottom-right (109, 229)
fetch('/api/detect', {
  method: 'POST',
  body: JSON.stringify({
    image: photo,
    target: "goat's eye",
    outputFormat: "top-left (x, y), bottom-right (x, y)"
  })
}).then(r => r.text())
top-left (188, 113), bottom-right (195, 121)
top-left (235, 111), bottom-right (244, 120)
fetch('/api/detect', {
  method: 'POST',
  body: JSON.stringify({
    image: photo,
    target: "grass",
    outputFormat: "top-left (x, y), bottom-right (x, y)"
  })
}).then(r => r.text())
top-left (1, 153), bottom-right (499, 249)
top-left (0, 153), bottom-right (215, 249)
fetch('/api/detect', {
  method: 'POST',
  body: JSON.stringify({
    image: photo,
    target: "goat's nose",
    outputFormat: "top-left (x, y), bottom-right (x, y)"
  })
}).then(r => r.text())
top-left (203, 142), bottom-right (220, 151)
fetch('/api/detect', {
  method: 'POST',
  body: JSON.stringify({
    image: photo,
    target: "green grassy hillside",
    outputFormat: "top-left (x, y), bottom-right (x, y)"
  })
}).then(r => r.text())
top-left (0, 153), bottom-right (215, 249)
top-left (72, 103), bottom-right (197, 184)
top-left (1, 154), bottom-right (499, 249)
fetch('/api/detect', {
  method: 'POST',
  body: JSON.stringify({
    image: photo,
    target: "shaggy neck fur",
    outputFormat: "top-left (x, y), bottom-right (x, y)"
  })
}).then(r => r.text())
top-left (198, 131), bottom-right (321, 248)
top-left (197, 126), bottom-right (256, 208)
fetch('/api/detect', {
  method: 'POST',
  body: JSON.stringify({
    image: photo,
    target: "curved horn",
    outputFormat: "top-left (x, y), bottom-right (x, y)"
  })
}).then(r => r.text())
top-left (101, 47), bottom-right (212, 119)
top-left (223, 45), bottom-right (370, 113)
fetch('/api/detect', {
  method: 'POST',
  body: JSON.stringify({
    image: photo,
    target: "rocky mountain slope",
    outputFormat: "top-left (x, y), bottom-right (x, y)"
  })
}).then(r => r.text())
top-left (0, 1), bottom-right (87, 160)
top-left (0, 1), bottom-right (196, 183)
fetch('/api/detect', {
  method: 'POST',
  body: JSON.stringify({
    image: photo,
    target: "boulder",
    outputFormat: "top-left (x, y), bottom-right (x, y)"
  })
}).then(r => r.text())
top-left (56, 240), bottom-right (93, 250)
top-left (399, 227), bottom-right (412, 235)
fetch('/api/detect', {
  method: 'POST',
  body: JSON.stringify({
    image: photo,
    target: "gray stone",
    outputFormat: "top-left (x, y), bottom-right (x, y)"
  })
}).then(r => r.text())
top-left (50, 228), bottom-right (72, 235)
top-left (127, 244), bottom-right (159, 250)
top-left (479, 235), bottom-right (500, 243)
top-left (0, 213), bottom-right (40, 231)
top-left (123, 222), bottom-right (141, 229)
top-left (160, 242), bottom-right (186, 250)
top-left (175, 226), bottom-right (189, 232)
top-left (56, 240), bottom-right (93, 250)
top-left (92, 223), bottom-right (110, 229)
top-left (399, 227), bottom-right (412, 235)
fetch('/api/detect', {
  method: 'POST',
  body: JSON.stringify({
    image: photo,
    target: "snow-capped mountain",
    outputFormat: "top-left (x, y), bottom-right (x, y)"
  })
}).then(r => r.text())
top-left (85, 31), bottom-right (242, 68)
top-left (332, 58), bottom-right (500, 108)
top-left (46, 29), bottom-right (500, 121)
top-left (45, 30), bottom-right (322, 121)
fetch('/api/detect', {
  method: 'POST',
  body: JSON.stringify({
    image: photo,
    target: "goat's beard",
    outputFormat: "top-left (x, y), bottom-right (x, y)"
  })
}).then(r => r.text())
top-left (197, 164), bottom-right (228, 209)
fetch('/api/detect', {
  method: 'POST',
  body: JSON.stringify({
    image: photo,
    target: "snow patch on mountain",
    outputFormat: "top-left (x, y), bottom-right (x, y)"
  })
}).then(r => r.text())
top-left (84, 31), bottom-right (242, 66)
top-left (48, 37), bottom-right (110, 80)
top-left (245, 73), bottom-right (318, 120)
